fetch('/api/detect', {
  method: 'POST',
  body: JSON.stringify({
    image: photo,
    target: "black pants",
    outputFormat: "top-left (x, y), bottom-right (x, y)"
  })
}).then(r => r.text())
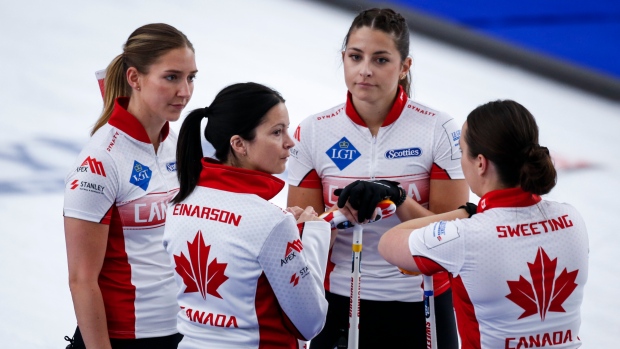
top-left (309, 290), bottom-right (458, 349)
top-left (68, 327), bottom-right (183, 349)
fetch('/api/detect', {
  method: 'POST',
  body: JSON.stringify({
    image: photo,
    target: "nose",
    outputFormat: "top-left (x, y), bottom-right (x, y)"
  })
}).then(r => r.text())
top-left (359, 59), bottom-right (372, 77)
top-left (178, 79), bottom-right (192, 98)
top-left (284, 131), bottom-right (295, 149)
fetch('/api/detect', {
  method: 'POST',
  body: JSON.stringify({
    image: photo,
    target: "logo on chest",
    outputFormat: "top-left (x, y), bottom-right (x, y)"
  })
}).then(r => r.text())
top-left (326, 137), bottom-right (361, 170)
top-left (130, 160), bottom-right (152, 191)
top-left (384, 147), bottom-right (422, 159)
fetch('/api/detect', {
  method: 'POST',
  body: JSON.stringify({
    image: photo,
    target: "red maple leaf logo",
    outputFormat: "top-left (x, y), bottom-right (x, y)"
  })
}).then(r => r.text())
top-left (173, 230), bottom-right (229, 299)
top-left (506, 247), bottom-right (579, 320)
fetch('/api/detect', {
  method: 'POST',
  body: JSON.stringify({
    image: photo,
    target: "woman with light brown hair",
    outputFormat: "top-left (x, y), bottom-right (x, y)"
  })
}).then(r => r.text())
top-left (63, 23), bottom-right (197, 349)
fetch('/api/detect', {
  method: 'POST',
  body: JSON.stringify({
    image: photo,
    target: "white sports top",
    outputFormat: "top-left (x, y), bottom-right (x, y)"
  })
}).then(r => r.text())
top-left (409, 188), bottom-right (588, 348)
top-left (287, 87), bottom-right (464, 301)
top-left (164, 159), bottom-right (331, 349)
top-left (63, 98), bottom-right (179, 338)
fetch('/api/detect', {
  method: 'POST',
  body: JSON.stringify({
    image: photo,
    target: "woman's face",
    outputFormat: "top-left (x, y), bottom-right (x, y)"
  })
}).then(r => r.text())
top-left (132, 46), bottom-right (197, 123)
top-left (244, 103), bottom-right (294, 174)
top-left (342, 26), bottom-right (410, 105)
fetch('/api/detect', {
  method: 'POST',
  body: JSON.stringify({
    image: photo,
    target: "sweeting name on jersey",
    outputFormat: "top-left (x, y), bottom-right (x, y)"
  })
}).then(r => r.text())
top-left (496, 215), bottom-right (573, 239)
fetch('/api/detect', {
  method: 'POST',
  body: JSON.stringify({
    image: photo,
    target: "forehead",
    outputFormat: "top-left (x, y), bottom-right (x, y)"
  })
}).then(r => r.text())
top-left (260, 103), bottom-right (289, 126)
top-left (347, 26), bottom-right (398, 52)
top-left (149, 46), bottom-right (197, 71)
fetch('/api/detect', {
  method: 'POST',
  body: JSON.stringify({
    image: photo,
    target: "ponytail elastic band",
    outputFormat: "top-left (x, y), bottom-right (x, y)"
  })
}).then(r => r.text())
top-left (202, 106), bottom-right (209, 118)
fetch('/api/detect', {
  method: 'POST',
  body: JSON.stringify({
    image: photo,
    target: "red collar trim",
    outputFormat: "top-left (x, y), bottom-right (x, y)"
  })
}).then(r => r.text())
top-left (345, 85), bottom-right (408, 127)
top-left (197, 158), bottom-right (284, 201)
top-left (108, 97), bottom-right (170, 143)
top-left (477, 187), bottom-right (542, 213)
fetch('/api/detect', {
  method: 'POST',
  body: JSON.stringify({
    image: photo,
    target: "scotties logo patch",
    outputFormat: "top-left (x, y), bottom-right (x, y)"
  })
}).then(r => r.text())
top-left (326, 137), bottom-right (361, 170)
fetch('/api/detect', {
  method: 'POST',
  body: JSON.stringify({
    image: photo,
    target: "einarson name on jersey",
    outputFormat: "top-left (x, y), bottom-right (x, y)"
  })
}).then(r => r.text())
top-left (288, 87), bottom-right (464, 302)
top-left (164, 159), bottom-right (331, 349)
top-left (64, 97), bottom-right (180, 339)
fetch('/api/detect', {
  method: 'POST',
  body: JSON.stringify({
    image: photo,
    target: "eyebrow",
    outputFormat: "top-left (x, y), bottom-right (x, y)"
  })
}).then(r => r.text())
top-left (164, 69), bottom-right (199, 74)
top-left (348, 47), bottom-right (392, 55)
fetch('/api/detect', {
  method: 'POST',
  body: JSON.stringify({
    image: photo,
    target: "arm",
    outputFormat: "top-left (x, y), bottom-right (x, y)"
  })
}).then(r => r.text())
top-left (378, 209), bottom-right (469, 272)
top-left (258, 217), bottom-right (331, 340)
top-left (428, 178), bottom-right (469, 214)
top-left (288, 185), bottom-right (338, 246)
top-left (287, 185), bottom-right (325, 215)
top-left (65, 217), bottom-right (112, 349)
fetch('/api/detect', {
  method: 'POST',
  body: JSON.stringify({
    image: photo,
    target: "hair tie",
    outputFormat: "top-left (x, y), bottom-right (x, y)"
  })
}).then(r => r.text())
top-left (202, 106), bottom-right (209, 118)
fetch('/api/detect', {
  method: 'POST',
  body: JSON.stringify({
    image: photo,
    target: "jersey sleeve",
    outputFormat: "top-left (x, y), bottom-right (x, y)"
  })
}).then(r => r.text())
top-left (431, 114), bottom-right (464, 180)
top-left (408, 220), bottom-right (466, 275)
top-left (258, 217), bottom-right (330, 340)
top-left (63, 147), bottom-right (119, 224)
top-left (287, 122), bottom-right (321, 189)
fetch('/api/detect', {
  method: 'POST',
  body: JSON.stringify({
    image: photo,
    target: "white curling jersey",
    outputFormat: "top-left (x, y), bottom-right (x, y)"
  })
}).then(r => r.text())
top-left (163, 159), bottom-right (331, 349)
top-left (288, 87), bottom-right (464, 301)
top-left (409, 188), bottom-right (589, 349)
top-left (63, 97), bottom-right (179, 339)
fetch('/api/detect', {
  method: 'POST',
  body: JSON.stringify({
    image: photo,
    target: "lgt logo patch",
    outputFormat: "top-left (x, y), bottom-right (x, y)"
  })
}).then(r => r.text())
top-left (326, 137), bottom-right (361, 170)
top-left (130, 160), bottom-right (152, 191)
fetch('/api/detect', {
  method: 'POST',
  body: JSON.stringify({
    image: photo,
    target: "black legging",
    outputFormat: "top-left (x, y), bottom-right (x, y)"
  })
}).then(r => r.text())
top-left (67, 327), bottom-right (183, 349)
top-left (310, 289), bottom-right (459, 349)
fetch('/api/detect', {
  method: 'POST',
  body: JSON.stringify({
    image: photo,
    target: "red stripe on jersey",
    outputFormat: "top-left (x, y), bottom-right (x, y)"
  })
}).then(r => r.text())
top-left (99, 205), bottom-right (136, 339)
top-left (477, 187), bottom-right (542, 213)
top-left (255, 273), bottom-right (298, 348)
top-left (345, 85), bottom-right (408, 127)
top-left (100, 205), bottom-right (113, 225)
top-left (324, 249), bottom-right (336, 292)
top-left (430, 163), bottom-right (451, 180)
top-left (451, 275), bottom-right (481, 349)
top-left (296, 222), bottom-right (305, 238)
top-left (413, 256), bottom-right (451, 296)
top-left (297, 169), bottom-right (322, 189)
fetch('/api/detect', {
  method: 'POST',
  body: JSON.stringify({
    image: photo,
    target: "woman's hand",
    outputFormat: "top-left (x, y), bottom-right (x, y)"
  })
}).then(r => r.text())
top-left (296, 206), bottom-right (323, 223)
top-left (285, 206), bottom-right (304, 220)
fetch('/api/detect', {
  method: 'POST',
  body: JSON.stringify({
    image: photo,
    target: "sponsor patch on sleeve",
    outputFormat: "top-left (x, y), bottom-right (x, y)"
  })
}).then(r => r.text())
top-left (423, 221), bottom-right (460, 249)
top-left (442, 119), bottom-right (462, 160)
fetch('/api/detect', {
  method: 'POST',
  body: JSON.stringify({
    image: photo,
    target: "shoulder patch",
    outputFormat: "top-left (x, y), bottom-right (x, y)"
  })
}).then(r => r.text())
top-left (423, 221), bottom-right (460, 248)
top-left (442, 119), bottom-right (462, 160)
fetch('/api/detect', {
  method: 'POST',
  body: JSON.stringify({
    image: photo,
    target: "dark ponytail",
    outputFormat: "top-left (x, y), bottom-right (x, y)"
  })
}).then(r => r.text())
top-left (173, 108), bottom-right (207, 204)
top-left (465, 100), bottom-right (557, 195)
top-left (172, 82), bottom-right (285, 204)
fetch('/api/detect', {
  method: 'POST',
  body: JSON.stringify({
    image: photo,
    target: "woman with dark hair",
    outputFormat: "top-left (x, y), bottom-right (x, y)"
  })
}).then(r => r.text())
top-left (64, 23), bottom-right (196, 349)
top-left (379, 100), bottom-right (589, 349)
top-left (163, 82), bottom-right (333, 349)
top-left (287, 8), bottom-right (465, 348)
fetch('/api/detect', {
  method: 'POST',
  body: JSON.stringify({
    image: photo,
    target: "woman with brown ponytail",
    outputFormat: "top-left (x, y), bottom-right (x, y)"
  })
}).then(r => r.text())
top-left (287, 8), bottom-right (465, 348)
top-left (63, 23), bottom-right (197, 349)
top-left (379, 100), bottom-right (589, 349)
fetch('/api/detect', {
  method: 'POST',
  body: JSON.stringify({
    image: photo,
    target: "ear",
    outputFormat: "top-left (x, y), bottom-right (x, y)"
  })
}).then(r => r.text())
top-left (229, 136), bottom-right (246, 156)
top-left (477, 154), bottom-right (488, 176)
top-left (126, 67), bottom-right (141, 91)
top-left (400, 56), bottom-right (412, 78)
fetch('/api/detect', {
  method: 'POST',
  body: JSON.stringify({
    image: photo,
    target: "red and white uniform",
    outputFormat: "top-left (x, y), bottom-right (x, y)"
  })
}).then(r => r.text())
top-left (409, 188), bottom-right (588, 349)
top-left (63, 97), bottom-right (179, 339)
top-left (163, 159), bottom-right (331, 349)
top-left (287, 87), bottom-right (463, 301)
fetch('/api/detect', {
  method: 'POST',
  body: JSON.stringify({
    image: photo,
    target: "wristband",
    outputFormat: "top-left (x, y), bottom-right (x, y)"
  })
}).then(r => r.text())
top-left (458, 202), bottom-right (477, 218)
top-left (394, 186), bottom-right (407, 207)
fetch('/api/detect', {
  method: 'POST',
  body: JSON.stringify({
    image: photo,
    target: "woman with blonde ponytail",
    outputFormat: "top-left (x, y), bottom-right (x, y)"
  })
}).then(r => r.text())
top-left (63, 23), bottom-right (197, 349)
